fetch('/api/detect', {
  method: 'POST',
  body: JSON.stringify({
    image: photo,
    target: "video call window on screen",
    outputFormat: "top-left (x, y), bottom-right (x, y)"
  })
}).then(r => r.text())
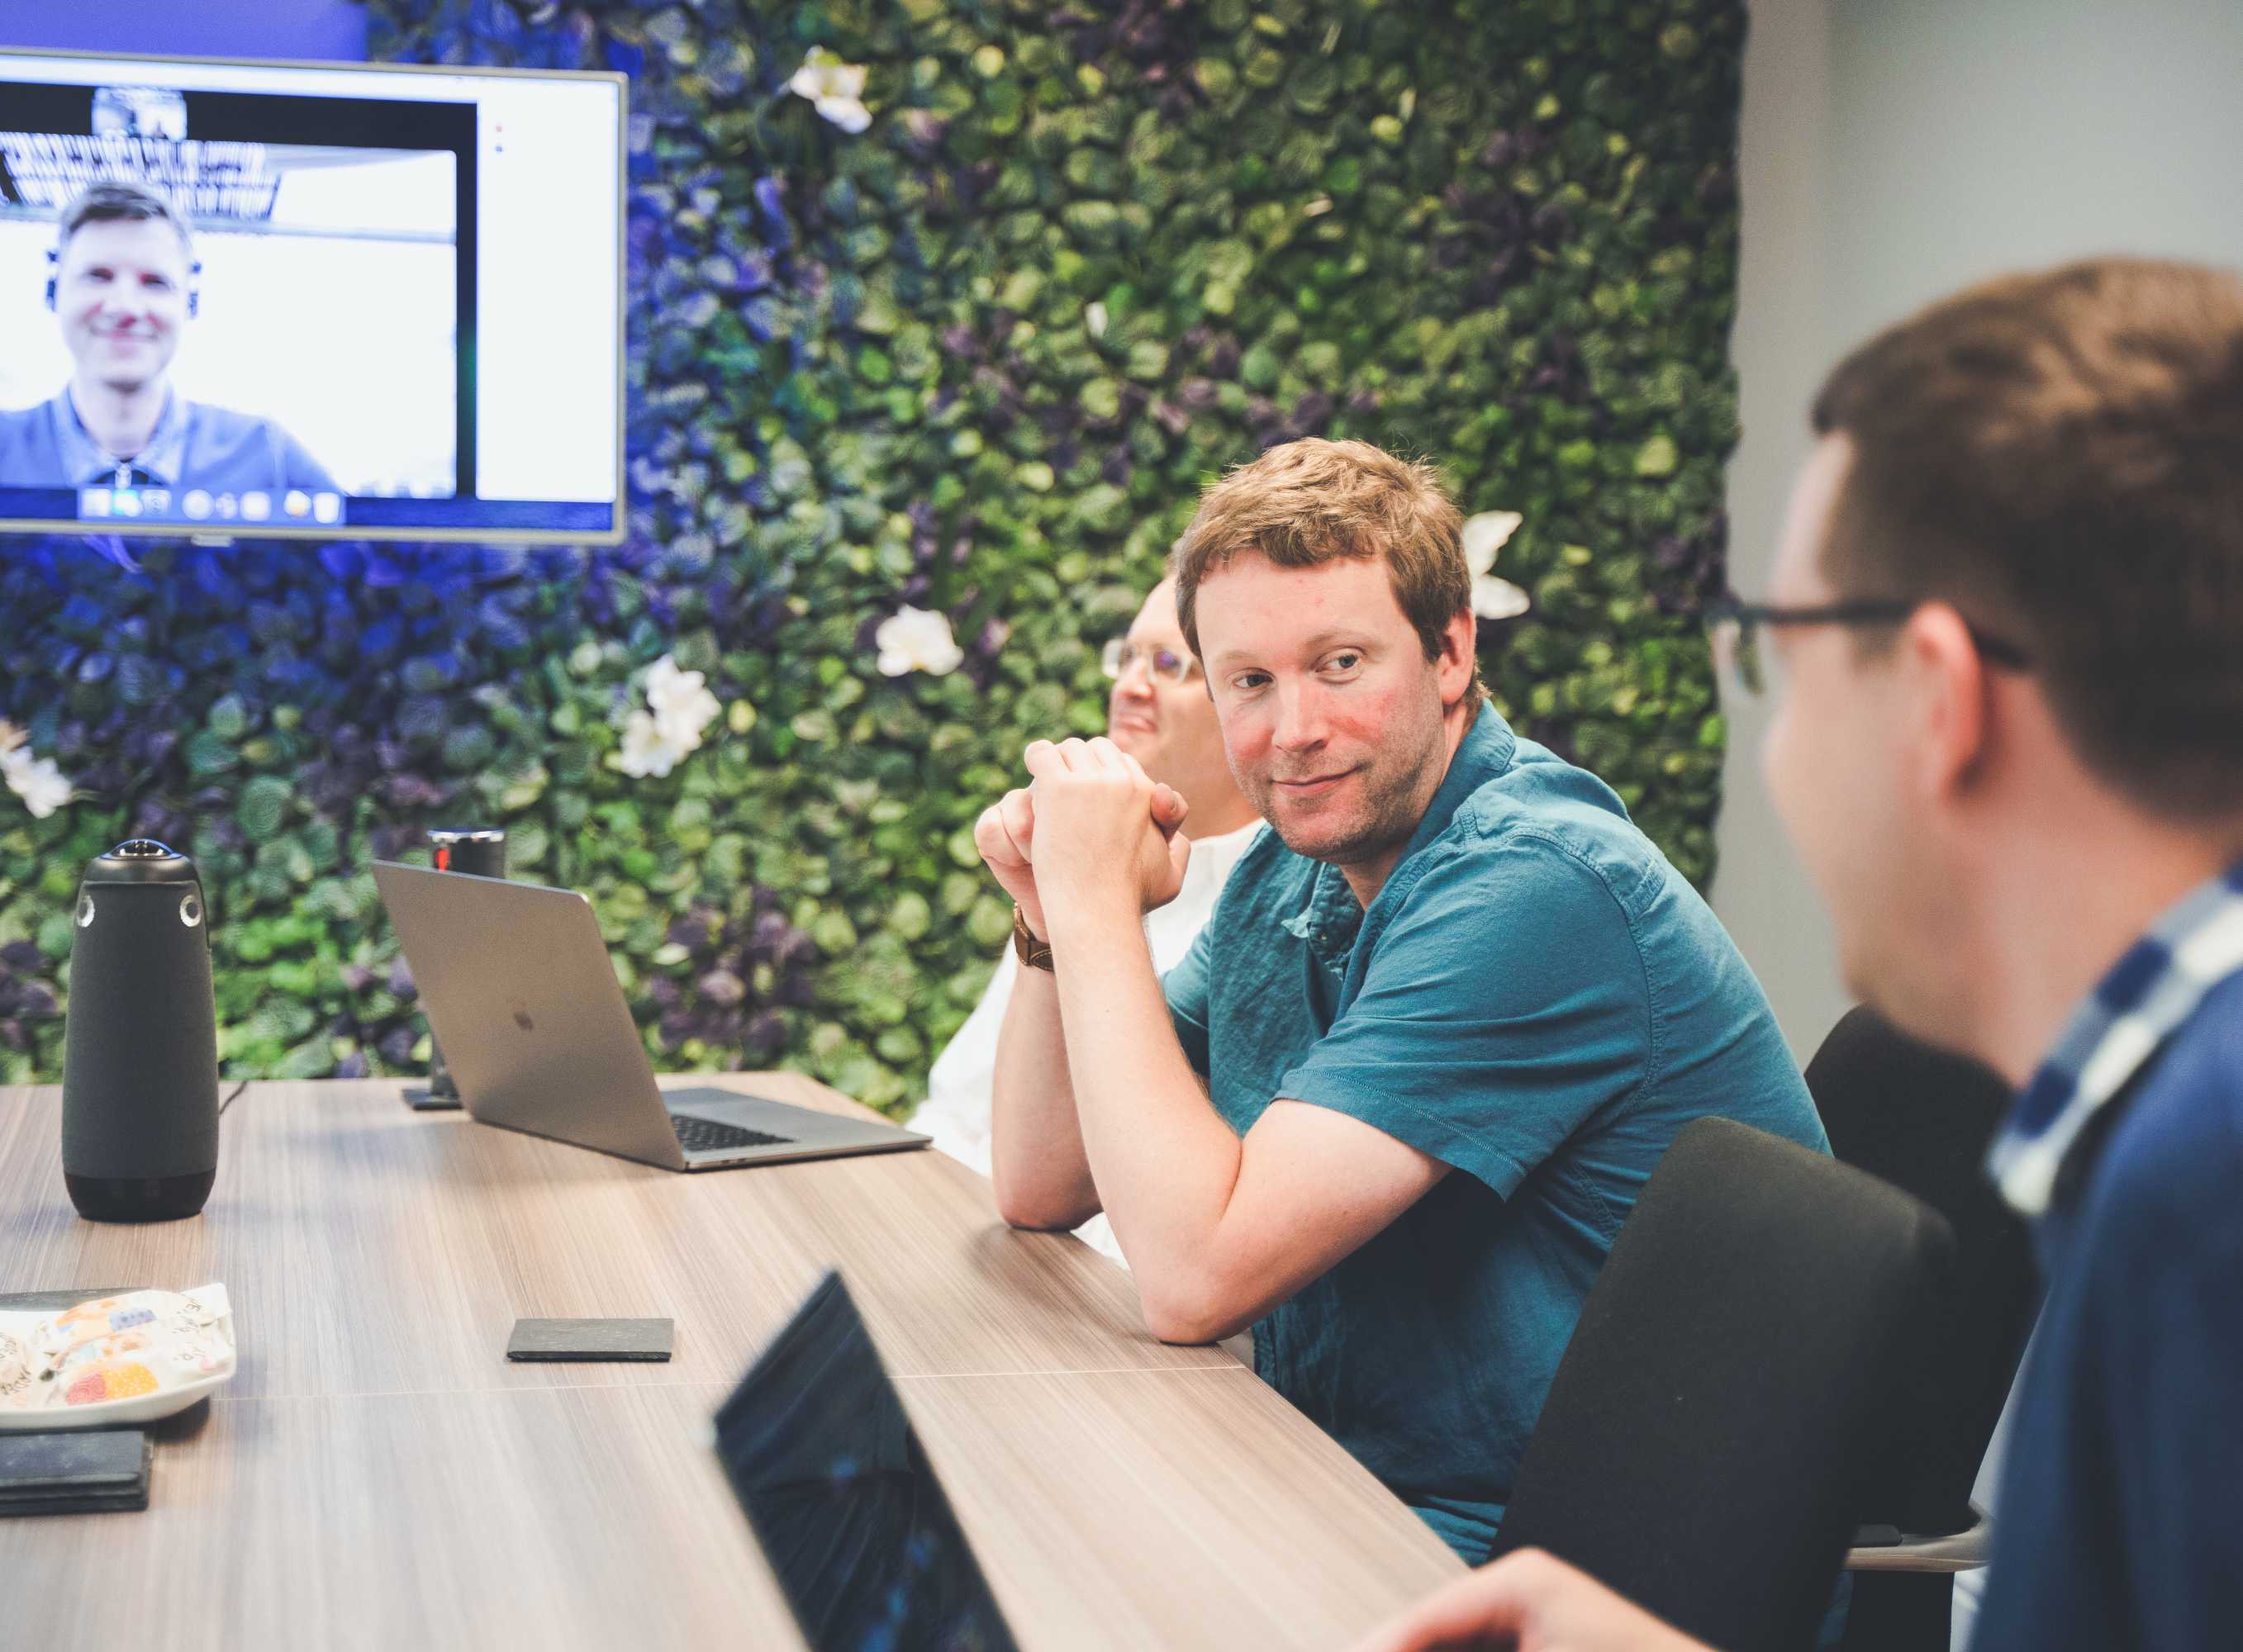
top-left (0, 49), bottom-right (625, 544)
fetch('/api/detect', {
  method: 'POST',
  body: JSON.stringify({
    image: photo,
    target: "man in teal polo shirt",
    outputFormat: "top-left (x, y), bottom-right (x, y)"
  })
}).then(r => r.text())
top-left (977, 438), bottom-right (1824, 1561)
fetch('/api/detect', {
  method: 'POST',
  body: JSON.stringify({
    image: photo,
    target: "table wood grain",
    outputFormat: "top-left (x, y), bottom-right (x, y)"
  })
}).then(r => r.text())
top-left (0, 1076), bottom-right (1461, 1648)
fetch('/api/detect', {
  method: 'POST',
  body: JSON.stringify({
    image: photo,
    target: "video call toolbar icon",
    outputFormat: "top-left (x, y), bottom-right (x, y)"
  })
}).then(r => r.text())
top-left (73, 485), bottom-right (348, 531)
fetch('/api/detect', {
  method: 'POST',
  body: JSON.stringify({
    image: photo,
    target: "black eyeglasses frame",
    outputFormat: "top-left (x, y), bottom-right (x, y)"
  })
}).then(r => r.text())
top-left (1703, 595), bottom-right (2032, 695)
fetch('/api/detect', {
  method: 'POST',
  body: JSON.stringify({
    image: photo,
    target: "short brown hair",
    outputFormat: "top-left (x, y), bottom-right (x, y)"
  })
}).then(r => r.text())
top-left (1171, 438), bottom-right (1471, 670)
top-left (57, 178), bottom-right (192, 257)
top-left (1812, 257), bottom-right (2243, 819)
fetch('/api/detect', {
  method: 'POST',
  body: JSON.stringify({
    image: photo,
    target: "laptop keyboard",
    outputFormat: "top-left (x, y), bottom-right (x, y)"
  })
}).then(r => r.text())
top-left (670, 1113), bottom-right (793, 1154)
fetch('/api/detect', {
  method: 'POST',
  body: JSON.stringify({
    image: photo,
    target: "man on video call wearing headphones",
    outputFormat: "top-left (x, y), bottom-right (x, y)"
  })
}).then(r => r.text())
top-left (0, 178), bottom-right (337, 500)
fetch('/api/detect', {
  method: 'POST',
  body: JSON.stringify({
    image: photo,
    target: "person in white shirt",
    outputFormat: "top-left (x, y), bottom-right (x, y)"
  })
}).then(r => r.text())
top-left (911, 576), bottom-right (1262, 1263)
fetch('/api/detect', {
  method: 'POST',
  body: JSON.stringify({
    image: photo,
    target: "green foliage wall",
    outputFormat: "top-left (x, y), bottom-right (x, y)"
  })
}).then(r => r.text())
top-left (0, 0), bottom-right (1744, 1108)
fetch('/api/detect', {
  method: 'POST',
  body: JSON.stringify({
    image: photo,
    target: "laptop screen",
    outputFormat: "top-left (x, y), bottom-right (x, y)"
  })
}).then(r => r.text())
top-left (712, 1271), bottom-right (1020, 1652)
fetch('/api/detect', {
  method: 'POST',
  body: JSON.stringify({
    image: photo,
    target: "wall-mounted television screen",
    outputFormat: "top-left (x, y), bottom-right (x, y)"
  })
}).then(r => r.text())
top-left (0, 47), bottom-right (625, 544)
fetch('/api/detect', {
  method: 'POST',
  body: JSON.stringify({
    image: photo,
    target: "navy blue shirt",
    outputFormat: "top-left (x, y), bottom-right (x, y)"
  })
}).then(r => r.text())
top-left (1162, 703), bottom-right (1827, 1559)
top-left (0, 387), bottom-right (336, 495)
top-left (1975, 967), bottom-right (2243, 1650)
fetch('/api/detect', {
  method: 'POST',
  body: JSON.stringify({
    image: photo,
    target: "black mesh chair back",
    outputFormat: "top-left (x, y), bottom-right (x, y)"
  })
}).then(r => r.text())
top-left (1806, 1005), bottom-right (2036, 1535)
top-left (1807, 1006), bottom-right (2039, 1651)
top-left (1490, 1116), bottom-right (1956, 1652)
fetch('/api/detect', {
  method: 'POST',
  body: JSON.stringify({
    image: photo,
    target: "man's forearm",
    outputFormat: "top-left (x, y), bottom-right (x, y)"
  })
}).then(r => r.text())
top-left (1043, 890), bottom-right (1246, 1334)
top-left (988, 958), bottom-right (1101, 1229)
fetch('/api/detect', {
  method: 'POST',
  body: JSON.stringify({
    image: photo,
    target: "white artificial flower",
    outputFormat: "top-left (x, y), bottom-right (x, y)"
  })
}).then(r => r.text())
top-left (788, 52), bottom-right (867, 103)
top-left (644, 653), bottom-right (696, 713)
top-left (2, 750), bottom-right (72, 819)
top-left (1471, 575), bottom-right (1532, 621)
top-left (1461, 510), bottom-right (1523, 575)
top-left (615, 709), bottom-right (694, 779)
top-left (789, 52), bottom-right (872, 133)
top-left (644, 654), bottom-right (722, 745)
top-left (875, 605), bottom-right (966, 677)
top-left (1086, 301), bottom-right (1109, 339)
top-left (1461, 509), bottom-right (1532, 620)
top-left (611, 654), bottom-right (726, 780)
top-left (658, 684), bottom-right (723, 748)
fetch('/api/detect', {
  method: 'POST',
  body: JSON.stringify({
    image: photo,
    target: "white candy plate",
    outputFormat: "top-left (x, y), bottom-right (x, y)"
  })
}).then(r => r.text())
top-left (0, 1284), bottom-right (235, 1430)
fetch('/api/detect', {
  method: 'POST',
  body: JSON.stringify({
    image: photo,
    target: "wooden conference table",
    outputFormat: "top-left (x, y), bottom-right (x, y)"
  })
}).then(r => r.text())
top-left (0, 1075), bottom-right (1461, 1649)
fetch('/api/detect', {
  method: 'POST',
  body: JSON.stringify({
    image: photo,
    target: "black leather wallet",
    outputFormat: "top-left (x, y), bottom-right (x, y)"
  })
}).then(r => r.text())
top-left (0, 1428), bottom-right (152, 1517)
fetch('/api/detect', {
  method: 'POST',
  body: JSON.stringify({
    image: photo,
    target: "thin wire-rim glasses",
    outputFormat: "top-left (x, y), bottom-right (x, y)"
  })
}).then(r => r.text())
top-left (1100, 638), bottom-right (1200, 686)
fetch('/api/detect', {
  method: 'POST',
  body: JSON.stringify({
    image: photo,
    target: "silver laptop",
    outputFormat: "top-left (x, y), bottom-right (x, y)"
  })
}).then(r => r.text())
top-left (372, 861), bottom-right (928, 1170)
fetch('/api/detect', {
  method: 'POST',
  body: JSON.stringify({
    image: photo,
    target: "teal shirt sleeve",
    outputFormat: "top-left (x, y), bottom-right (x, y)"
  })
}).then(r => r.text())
top-left (1163, 923), bottom-right (1214, 1078)
top-left (1275, 833), bottom-right (1651, 1199)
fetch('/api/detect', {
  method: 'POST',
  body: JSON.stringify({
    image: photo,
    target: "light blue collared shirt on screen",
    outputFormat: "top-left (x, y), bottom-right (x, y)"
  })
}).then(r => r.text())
top-left (0, 387), bottom-right (337, 496)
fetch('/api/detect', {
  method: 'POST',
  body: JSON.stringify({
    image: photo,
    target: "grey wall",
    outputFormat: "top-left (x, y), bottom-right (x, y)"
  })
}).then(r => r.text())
top-left (1716, 0), bottom-right (2243, 1058)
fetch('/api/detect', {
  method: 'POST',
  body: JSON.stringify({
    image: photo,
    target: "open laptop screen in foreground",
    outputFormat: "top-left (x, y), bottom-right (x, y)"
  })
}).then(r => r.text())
top-left (712, 1271), bottom-right (1019, 1652)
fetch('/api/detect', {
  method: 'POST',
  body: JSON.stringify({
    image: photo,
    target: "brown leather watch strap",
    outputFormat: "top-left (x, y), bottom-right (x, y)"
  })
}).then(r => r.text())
top-left (1011, 904), bottom-right (1056, 972)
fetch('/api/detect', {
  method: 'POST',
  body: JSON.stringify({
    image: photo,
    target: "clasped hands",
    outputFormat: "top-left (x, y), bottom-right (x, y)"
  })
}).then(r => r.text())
top-left (973, 738), bottom-right (1192, 941)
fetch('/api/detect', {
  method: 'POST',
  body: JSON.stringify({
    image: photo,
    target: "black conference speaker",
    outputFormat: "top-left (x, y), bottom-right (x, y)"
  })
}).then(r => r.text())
top-left (61, 840), bottom-right (221, 1222)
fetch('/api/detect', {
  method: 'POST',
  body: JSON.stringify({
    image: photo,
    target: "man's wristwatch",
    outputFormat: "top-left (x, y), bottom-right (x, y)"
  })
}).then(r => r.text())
top-left (1011, 905), bottom-right (1056, 972)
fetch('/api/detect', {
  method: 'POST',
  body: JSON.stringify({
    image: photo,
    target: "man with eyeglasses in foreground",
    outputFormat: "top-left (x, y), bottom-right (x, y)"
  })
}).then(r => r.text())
top-left (1359, 259), bottom-right (2243, 1650)
top-left (909, 576), bottom-right (1261, 1264)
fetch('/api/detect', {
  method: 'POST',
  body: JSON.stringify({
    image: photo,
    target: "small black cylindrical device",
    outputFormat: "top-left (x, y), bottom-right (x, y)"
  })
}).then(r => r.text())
top-left (426, 826), bottom-right (506, 881)
top-left (61, 839), bottom-right (220, 1222)
top-left (421, 828), bottom-right (506, 1101)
